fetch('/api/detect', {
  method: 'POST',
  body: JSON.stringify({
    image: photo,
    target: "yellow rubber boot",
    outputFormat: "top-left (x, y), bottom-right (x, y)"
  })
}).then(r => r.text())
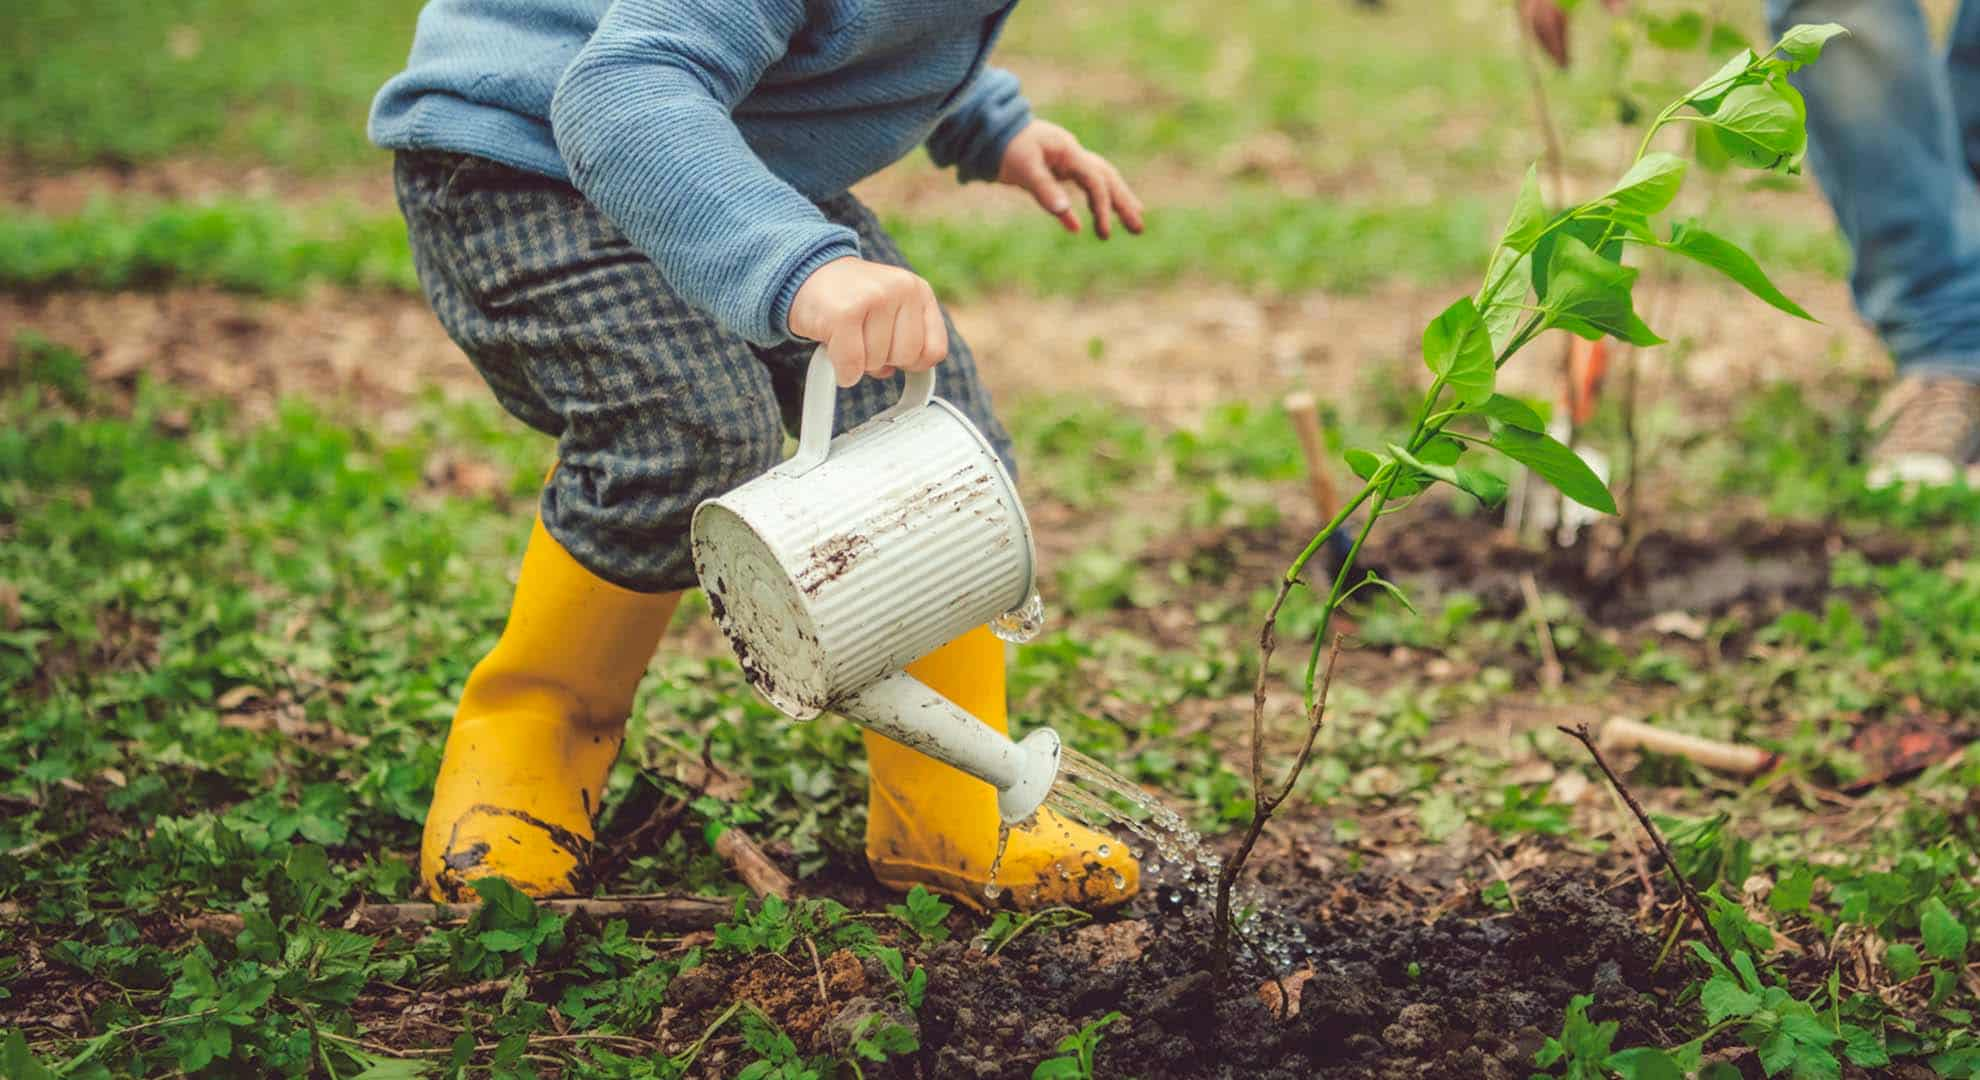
top-left (864, 626), bottom-right (1139, 912)
top-left (422, 515), bottom-right (681, 901)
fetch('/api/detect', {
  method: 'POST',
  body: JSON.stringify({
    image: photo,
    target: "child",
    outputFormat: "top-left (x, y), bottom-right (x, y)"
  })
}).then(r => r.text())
top-left (370, 0), bottom-right (1144, 910)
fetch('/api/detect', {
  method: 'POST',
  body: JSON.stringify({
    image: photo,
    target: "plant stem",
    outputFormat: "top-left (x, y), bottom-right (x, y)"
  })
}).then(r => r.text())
top-left (1556, 722), bottom-right (1736, 970)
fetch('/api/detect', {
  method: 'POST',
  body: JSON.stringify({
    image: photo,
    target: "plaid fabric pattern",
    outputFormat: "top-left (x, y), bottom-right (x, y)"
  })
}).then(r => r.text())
top-left (394, 149), bottom-right (1015, 593)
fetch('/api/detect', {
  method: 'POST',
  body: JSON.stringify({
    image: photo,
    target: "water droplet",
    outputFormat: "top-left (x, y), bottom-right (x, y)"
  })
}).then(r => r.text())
top-left (982, 881), bottom-right (1002, 900)
top-left (1097, 843), bottom-right (1111, 858)
top-left (989, 590), bottom-right (1047, 643)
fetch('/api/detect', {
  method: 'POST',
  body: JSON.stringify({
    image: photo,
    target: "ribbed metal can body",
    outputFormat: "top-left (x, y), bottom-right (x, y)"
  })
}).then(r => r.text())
top-left (691, 398), bottom-right (1035, 720)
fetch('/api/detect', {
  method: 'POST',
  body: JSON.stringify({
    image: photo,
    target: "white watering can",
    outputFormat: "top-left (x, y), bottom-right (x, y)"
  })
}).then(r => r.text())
top-left (690, 350), bottom-right (1059, 824)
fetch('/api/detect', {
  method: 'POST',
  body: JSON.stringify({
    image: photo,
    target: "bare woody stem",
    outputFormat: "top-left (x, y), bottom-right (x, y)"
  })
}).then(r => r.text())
top-left (1556, 721), bottom-right (1737, 971)
top-left (1213, 635), bottom-right (1344, 976)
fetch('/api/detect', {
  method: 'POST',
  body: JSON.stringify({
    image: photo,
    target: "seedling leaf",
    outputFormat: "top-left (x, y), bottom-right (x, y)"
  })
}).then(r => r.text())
top-left (1421, 297), bottom-right (1496, 406)
top-left (1705, 83), bottom-right (1805, 171)
top-left (1488, 427), bottom-right (1617, 514)
top-left (1669, 213), bottom-right (1806, 313)
top-left (1604, 152), bottom-right (1687, 216)
top-left (1684, 50), bottom-right (1757, 113)
top-left (1540, 235), bottom-right (1663, 346)
top-left (1497, 164), bottom-right (1548, 252)
top-left (1472, 393), bottom-right (1547, 432)
top-left (1773, 23), bottom-right (1847, 68)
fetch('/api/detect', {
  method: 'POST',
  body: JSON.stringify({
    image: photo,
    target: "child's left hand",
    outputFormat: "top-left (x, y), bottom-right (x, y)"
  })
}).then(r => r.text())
top-left (996, 120), bottom-right (1145, 239)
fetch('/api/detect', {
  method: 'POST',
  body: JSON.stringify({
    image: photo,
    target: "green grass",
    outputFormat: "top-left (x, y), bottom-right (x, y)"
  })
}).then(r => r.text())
top-left (0, 0), bottom-right (1763, 198)
top-left (2, 0), bottom-right (415, 171)
top-left (0, 193), bottom-right (1847, 300)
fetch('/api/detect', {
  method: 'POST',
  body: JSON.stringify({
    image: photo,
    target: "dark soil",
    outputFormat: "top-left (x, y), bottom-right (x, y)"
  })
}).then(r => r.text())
top-left (664, 871), bottom-right (1690, 1079)
top-left (1144, 508), bottom-right (1930, 633)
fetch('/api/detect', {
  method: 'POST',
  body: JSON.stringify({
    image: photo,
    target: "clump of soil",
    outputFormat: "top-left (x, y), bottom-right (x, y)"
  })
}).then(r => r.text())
top-left (667, 871), bottom-right (1689, 1078)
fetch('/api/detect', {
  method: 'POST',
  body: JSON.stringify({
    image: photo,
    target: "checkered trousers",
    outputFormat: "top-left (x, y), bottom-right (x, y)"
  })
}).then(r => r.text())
top-left (393, 150), bottom-right (1015, 593)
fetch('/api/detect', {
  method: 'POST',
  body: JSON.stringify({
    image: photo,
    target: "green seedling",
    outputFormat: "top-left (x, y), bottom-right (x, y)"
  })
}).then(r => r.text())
top-left (1032, 1011), bottom-right (1124, 1080)
top-left (1213, 22), bottom-right (1848, 967)
top-left (976, 906), bottom-right (1093, 959)
top-left (886, 884), bottom-right (954, 944)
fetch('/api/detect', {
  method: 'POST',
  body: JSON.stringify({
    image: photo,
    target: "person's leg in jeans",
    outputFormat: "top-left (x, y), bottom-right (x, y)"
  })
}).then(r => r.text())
top-left (1769, 0), bottom-right (1980, 485)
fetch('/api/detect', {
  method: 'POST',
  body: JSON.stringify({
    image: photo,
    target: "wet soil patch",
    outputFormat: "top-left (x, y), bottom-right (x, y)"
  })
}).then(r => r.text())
top-left (661, 871), bottom-right (1689, 1078)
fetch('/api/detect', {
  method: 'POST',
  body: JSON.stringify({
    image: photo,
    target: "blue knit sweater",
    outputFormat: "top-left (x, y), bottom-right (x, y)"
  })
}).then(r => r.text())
top-left (370, 0), bottom-right (1029, 345)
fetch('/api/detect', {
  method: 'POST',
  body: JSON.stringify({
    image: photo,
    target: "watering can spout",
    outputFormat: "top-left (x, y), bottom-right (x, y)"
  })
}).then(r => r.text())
top-left (837, 672), bottom-right (1061, 825)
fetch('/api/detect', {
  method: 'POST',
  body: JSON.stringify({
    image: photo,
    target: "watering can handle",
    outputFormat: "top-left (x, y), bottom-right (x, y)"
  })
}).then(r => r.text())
top-left (785, 347), bottom-right (937, 477)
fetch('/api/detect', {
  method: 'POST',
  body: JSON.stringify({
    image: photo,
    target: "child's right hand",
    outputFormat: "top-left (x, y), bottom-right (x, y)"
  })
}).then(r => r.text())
top-left (788, 257), bottom-right (949, 387)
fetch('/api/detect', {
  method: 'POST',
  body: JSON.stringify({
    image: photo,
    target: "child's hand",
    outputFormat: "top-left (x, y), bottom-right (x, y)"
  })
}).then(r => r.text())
top-left (788, 256), bottom-right (949, 387)
top-left (996, 119), bottom-right (1144, 239)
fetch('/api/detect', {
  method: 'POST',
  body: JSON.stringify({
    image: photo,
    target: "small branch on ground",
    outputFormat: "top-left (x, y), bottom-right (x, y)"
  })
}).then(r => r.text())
top-left (714, 826), bottom-right (795, 900)
top-left (1557, 722), bottom-right (1735, 970)
top-left (1599, 716), bottom-right (1777, 776)
top-left (1518, 571), bottom-right (1565, 690)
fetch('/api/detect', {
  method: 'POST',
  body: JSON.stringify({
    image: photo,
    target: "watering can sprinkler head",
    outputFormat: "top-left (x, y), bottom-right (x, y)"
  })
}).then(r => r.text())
top-left (689, 350), bottom-right (1061, 825)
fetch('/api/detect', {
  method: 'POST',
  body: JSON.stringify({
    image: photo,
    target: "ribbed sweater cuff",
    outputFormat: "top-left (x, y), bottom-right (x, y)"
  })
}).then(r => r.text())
top-left (767, 234), bottom-right (862, 342)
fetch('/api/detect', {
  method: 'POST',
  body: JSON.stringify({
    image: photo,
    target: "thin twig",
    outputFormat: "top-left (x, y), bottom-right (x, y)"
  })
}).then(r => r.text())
top-left (1557, 722), bottom-right (1735, 970)
top-left (805, 936), bottom-right (829, 1012)
top-left (1518, 571), bottom-right (1565, 690)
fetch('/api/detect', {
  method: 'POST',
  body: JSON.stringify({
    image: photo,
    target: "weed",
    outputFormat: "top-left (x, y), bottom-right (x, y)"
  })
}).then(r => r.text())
top-left (885, 885), bottom-right (954, 945)
top-left (1031, 1011), bottom-right (1123, 1080)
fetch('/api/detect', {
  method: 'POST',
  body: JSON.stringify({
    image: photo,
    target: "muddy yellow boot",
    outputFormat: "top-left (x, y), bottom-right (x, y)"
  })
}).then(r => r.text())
top-left (864, 626), bottom-right (1139, 912)
top-left (422, 515), bottom-right (680, 901)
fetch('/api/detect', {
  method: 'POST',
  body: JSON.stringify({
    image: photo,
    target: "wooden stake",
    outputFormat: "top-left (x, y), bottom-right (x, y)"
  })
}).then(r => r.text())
top-left (1283, 391), bottom-right (1342, 520)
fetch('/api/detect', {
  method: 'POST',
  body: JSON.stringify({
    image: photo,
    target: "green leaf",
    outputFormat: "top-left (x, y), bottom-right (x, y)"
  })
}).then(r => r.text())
top-left (1032, 1058), bottom-right (1082, 1080)
top-left (1489, 427), bottom-right (1618, 514)
top-left (478, 929), bottom-right (529, 953)
top-left (1684, 49), bottom-right (1757, 113)
top-left (1920, 896), bottom-right (1969, 962)
top-left (1343, 448), bottom-right (1383, 481)
top-left (1455, 465), bottom-right (1509, 506)
top-left (1841, 1025), bottom-right (1889, 1068)
top-left (1772, 23), bottom-right (1847, 68)
top-left (1790, 1043), bottom-right (1841, 1080)
top-left (1421, 297), bottom-right (1496, 406)
top-left (1352, 570), bottom-right (1419, 614)
top-left (1497, 165), bottom-right (1548, 252)
top-left (1540, 235), bottom-right (1663, 346)
top-left (1780, 1008), bottom-right (1834, 1047)
top-left (1759, 1030), bottom-right (1798, 1076)
top-left (1604, 153), bottom-right (1687, 216)
top-left (1472, 393), bottom-right (1548, 431)
top-left (1770, 865), bottom-right (1815, 914)
top-left (1476, 245), bottom-right (1532, 352)
top-left (1707, 82), bottom-right (1805, 170)
top-left (1885, 942), bottom-right (1921, 981)
top-left (1, 1030), bottom-right (58, 1080)
top-left (1608, 1047), bottom-right (1686, 1080)
top-left (1702, 973), bottom-right (1761, 1023)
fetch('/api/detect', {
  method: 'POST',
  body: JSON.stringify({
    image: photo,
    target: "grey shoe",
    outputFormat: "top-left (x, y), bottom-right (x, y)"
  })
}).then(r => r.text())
top-left (1865, 375), bottom-right (1980, 490)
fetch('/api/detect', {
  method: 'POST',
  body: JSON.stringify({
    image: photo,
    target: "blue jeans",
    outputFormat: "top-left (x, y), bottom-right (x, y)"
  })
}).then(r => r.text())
top-left (1769, 0), bottom-right (1980, 381)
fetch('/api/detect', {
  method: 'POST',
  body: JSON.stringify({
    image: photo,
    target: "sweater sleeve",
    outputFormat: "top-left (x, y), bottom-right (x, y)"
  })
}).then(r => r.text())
top-left (549, 0), bottom-right (860, 344)
top-left (926, 66), bottom-right (1033, 183)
